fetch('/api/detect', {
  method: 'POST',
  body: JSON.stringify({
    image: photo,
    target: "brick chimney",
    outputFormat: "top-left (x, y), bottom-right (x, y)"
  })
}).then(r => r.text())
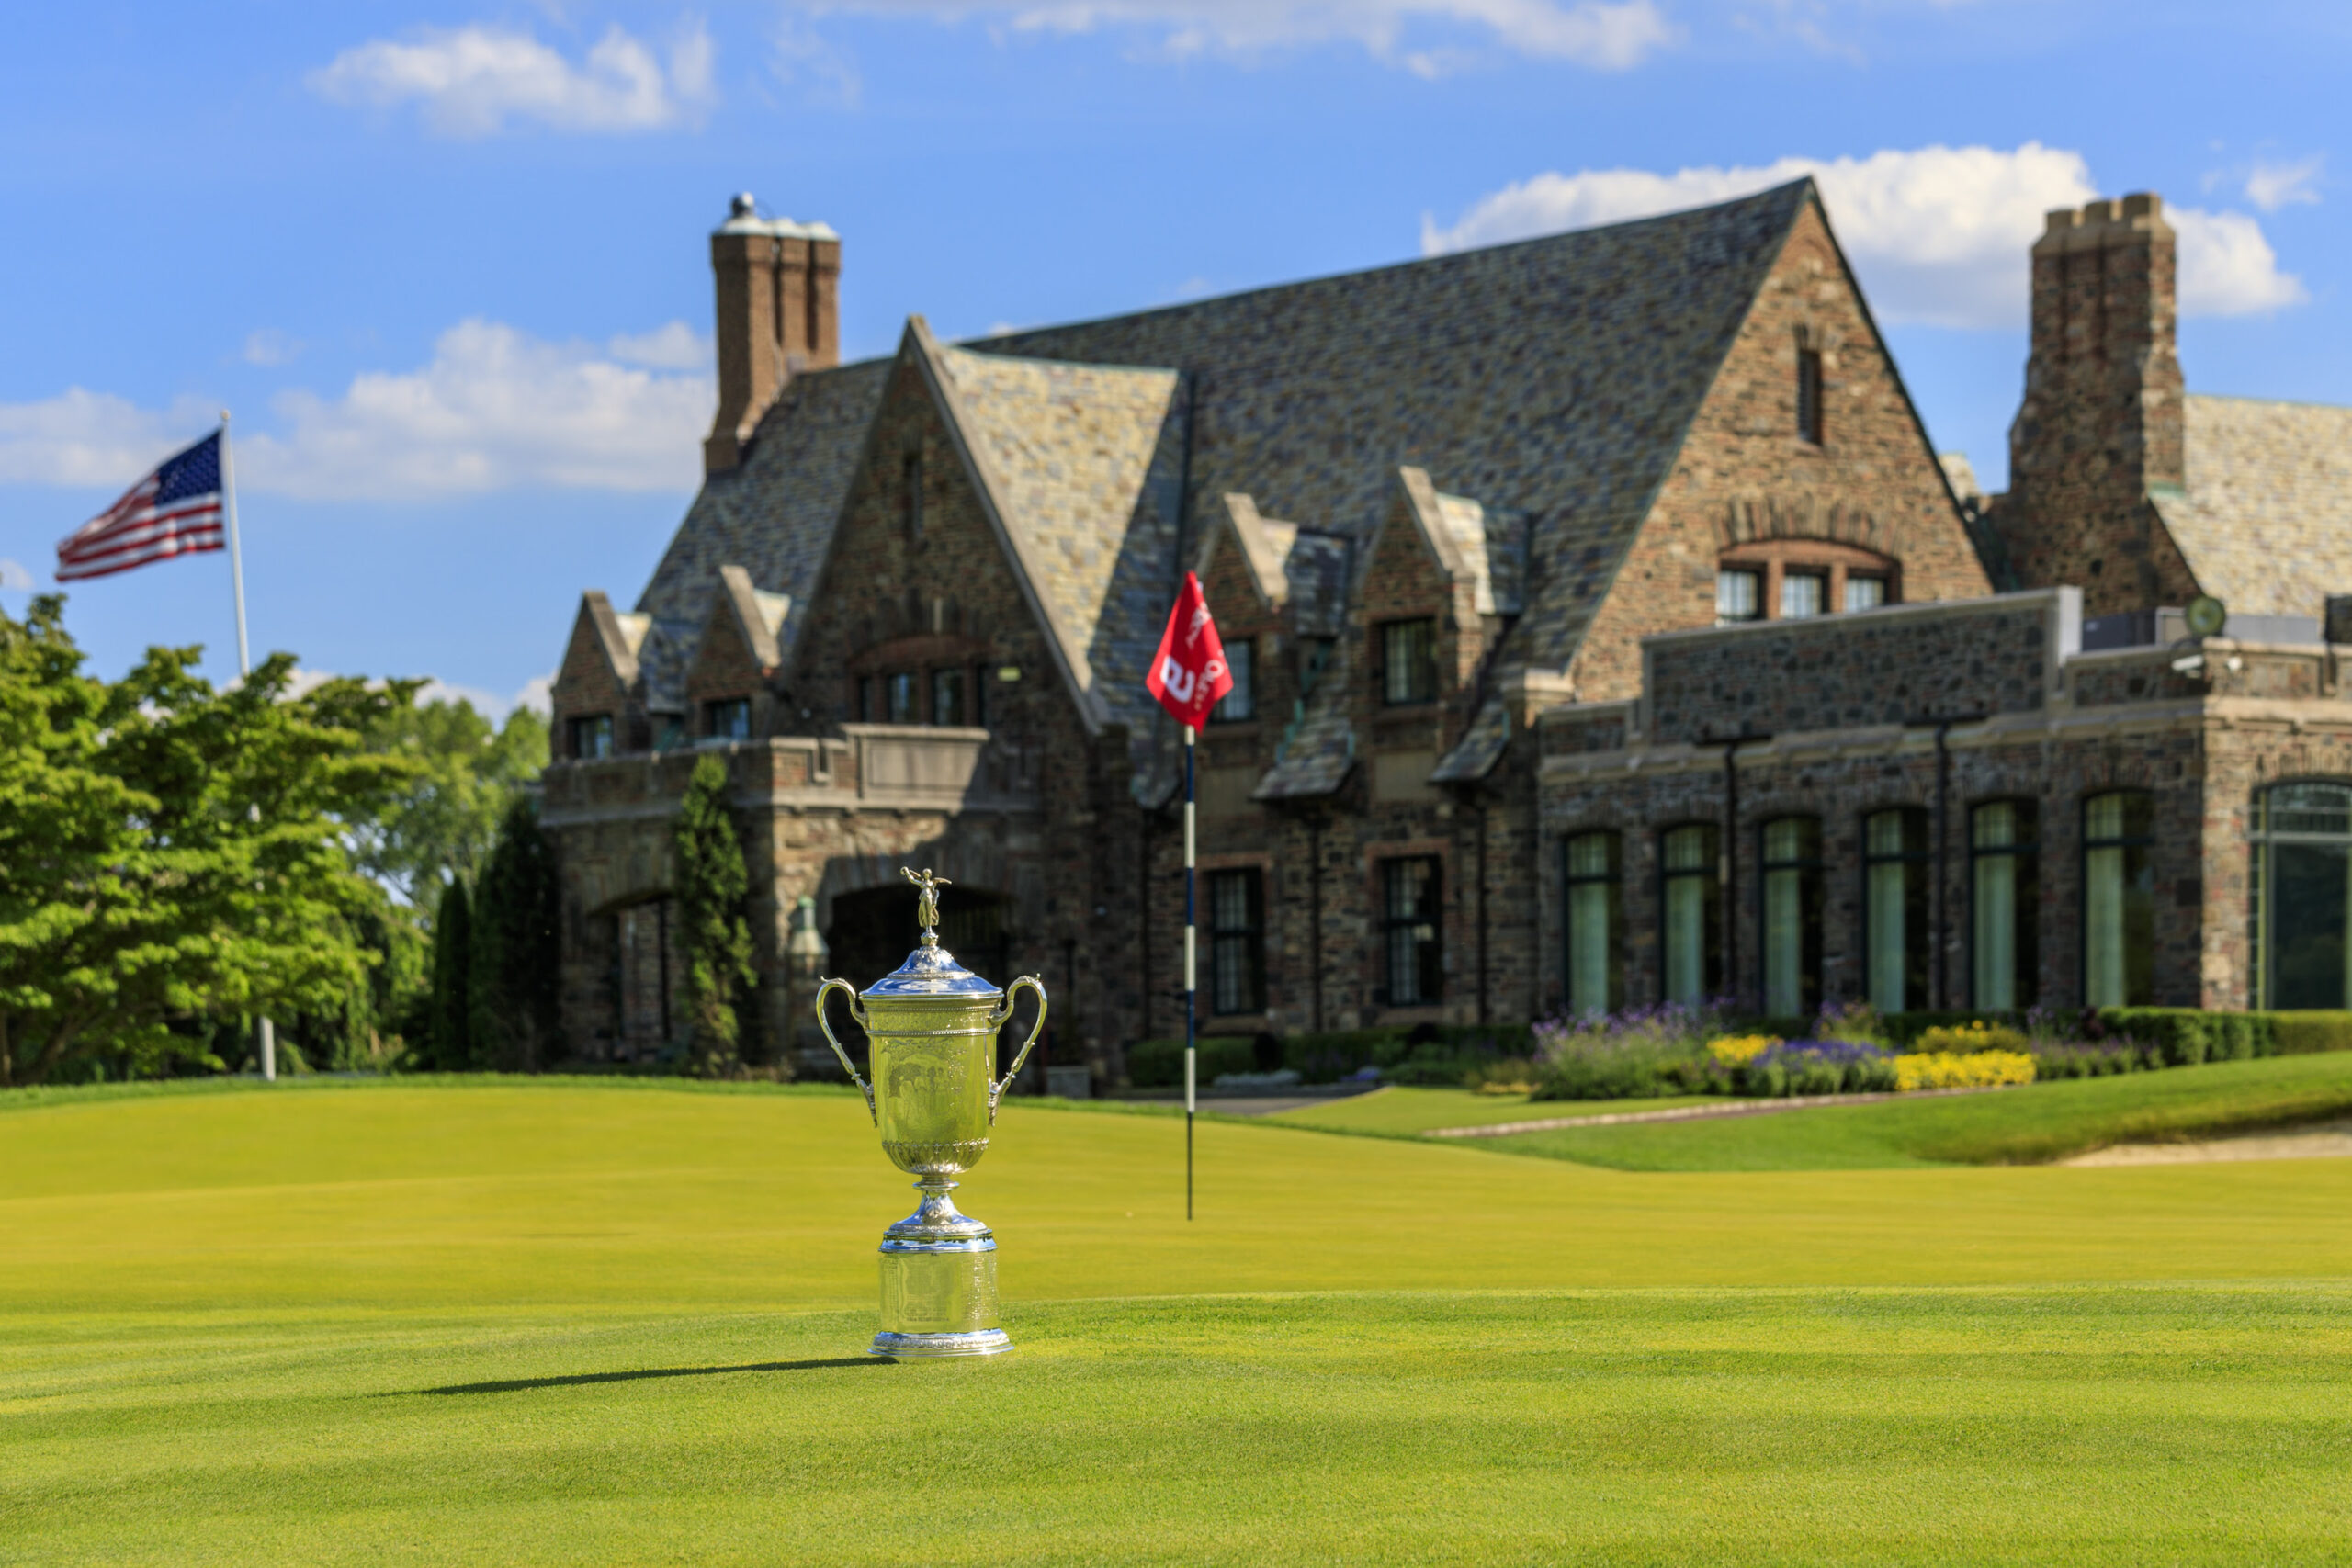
top-left (704, 194), bottom-right (842, 477)
top-left (1998, 193), bottom-right (2191, 612)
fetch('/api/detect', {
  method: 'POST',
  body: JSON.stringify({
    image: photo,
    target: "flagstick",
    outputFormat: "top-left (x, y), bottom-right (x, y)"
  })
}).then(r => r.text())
top-left (1184, 723), bottom-right (1196, 1222)
top-left (221, 412), bottom-right (272, 1084)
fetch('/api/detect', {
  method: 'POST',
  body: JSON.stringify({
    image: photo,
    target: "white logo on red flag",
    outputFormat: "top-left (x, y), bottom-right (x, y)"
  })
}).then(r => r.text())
top-left (1146, 571), bottom-right (1233, 729)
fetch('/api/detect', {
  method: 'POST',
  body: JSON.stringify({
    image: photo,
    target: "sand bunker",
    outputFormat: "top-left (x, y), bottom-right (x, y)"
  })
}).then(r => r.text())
top-left (2062, 1119), bottom-right (2352, 1167)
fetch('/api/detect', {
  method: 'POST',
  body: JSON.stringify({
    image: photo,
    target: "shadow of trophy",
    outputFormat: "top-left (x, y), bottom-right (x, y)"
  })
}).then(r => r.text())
top-left (815, 867), bottom-right (1045, 1358)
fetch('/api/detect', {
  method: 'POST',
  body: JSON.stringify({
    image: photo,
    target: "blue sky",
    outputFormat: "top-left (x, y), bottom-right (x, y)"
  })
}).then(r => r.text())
top-left (1, 1), bottom-right (2341, 711)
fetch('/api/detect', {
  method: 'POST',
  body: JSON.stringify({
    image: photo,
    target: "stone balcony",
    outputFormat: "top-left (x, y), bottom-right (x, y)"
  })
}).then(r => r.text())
top-left (541, 726), bottom-right (1041, 829)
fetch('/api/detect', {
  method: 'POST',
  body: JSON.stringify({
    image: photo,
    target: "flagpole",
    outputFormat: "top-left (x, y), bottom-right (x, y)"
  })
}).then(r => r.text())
top-left (1183, 723), bottom-right (1196, 1222)
top-left (220, 411), bottom-right (272, 1084)
top-left (220, 412), bottom-right (251, 682)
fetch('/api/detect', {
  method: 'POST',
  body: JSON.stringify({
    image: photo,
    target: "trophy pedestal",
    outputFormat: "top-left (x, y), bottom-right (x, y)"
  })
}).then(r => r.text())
top-left (871, 1179), bottom-right (1011, 1358)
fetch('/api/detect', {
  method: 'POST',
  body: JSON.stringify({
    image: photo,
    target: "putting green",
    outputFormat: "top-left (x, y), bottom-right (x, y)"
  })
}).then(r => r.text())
top-left (5, 1081), bottom-right (2351, 1563)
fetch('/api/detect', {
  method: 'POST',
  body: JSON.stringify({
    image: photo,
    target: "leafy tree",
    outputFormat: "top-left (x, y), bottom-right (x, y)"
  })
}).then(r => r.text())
top-left (0, 597), bottom-right (412, 1087)
top-left (349, 698), bottom-right (548, 907)
top-left (469, 797), bottom-right (560, 1072)
top-left (426, 877), bottom-right (473, 1069)
top-left (674, 755), bottom-right (756, 1077)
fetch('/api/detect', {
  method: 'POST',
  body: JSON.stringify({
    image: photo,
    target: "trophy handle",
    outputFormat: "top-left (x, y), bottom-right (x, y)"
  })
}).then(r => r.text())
top-left (988, 975), bottom-right (1048, 1122)
top-left (814, 977), bottom-right (876, 1124)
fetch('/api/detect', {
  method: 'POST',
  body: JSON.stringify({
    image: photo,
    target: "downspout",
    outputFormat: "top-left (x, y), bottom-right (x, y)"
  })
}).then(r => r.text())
top-left (1934, 720), bottom-right (1953, 1010)
top-left (1476, 795), bottom-right (1490, 1026)
top-left (1309, 813), bottom-right (1325, 1033)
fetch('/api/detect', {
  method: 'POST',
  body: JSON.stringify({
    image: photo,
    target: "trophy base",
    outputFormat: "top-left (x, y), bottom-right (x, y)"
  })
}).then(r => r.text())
top-left (871, 1179), bottom-right (1009, 1358)
top-left (869, 1327), bottom-right (1012, 1359)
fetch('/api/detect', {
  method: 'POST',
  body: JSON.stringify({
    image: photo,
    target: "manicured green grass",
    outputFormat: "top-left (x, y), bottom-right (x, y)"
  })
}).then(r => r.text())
top-left (1485, 1053), bottom-right (2352, 1170)
top-left (1269, 1084), bottom-right (1723, 1135)
top-left (6, 1081), bottom-right (2352, 1562)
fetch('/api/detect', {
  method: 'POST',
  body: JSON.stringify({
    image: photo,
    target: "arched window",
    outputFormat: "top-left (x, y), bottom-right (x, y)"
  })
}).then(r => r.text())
top-left (2252, 782), bottom-right (2352, 1009)
top-left (1658, 823), bottom-right (1720, 1006)
top-left (2082, 791), bottom-right (2155, 1007)
top-left (1760, 816), bottom-right (1823, 1019)
top-left (1863, 807), bottom-right (1930, 1014)
top-left (1971, 800), bottom-right (2040, 1010)
top-left (1563, 831), bottom-right (1623, 1018)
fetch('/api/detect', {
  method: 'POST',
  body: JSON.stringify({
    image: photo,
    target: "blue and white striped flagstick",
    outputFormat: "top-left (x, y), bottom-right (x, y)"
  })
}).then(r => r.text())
top-left (222, 412), bottom-right (273, 1085)
top-left (1184, 723), bottom-right (1196, 1221)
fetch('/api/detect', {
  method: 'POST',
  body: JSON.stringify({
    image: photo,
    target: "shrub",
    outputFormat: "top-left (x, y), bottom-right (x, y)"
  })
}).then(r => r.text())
top-left (2030, 1040), bottom-right (2143, 1079)
top-left (1894, 1050), bottom-right (2036, 1090)
top-left (1463, 1057), bottom-right (1541, 1094)
top-left (1913, 1021), bottom-right (2030, 1056)
top-left (1815, 1000), bottom-right (1887, 1045)
top-left (2098, 1008), bottom-right (2274, 1066)
top-left (1756, 1039), bottom-right (1893, 1096)
top-left (1127, 1036), bottom-right (1257, 1088)
top-left (1530, 1002), bottom-right (1725, 1101)
top-left (2267, 1011), bottom-right (2352, 1056)
top-left (1735, 1062), bottom-right (1789, 1098)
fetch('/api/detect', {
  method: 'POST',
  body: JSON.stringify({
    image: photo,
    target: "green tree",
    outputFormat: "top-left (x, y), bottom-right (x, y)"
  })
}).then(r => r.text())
top-left (469, 797), bottom-right (560, 1072)
top-left (674, 755), bottom-right (756, 1077)
top-left (350, 698), bottom-right (548, 907)
top-left (0, 597), bottom-right (412, 1087)
top-left (427, 877), bottom-right (473, 1070)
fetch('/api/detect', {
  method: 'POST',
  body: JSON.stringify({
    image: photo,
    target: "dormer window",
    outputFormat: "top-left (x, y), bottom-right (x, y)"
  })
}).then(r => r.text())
top-left (1715, 569), bottom-right (1762, 624)
top-left (570, 714), bottom-right (615, 760)
top-left (704, 697), bottom-right (752, 741)
top-left (1380, 619), bottom-right (1437, 706)
top-left (1213, 637), bottom-right (1255, 722)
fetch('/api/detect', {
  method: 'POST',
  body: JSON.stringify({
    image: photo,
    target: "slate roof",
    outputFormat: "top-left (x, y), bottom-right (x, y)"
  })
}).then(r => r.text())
top-left (636, 359), bottom-right (893, 649)
top-left (1254, 637), bottom-right (1361, 801)
top-left (625, 179), bottom-right (1821, 785)
top-left (922, 333), bottom-right (1189, 737)
top-left (2157, 394), bottom-right (2352, 621)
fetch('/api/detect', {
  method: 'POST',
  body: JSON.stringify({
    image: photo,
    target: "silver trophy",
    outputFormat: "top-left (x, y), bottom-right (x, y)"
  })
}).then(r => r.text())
top-left (815, 868), bottom-right (1046, 1358)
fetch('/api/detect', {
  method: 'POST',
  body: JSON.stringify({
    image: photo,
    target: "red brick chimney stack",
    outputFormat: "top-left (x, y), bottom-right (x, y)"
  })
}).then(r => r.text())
top-left (704, 194), bottom-right (842, 477)
top-left (1999, 192), bottom-right (2187, 611)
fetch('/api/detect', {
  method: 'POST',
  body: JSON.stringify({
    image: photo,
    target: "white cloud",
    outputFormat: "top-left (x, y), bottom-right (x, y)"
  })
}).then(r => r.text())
top-left (816, 0), bottom-right (1679, 71)
top-left (770, 16), bottom-right (864, 105)
top-left (607, 321), bottom-right (712, 370)
top-left (239, 320), bottom-right (713, 499)
top-left (0, 321), bottom-right (712, 502)
top-left (2244, 155), bottom-right (2323, 213)
top-left (415, 674), bottom-right (553, 718)
top-left (1422, 143), bottom-right (2305, 328)
top-left (0, 388), bottom-right (221, 489)
top-left (243, 329), bottom-right (304, 367)
top-left (0, 559), bottom-right (34, 592)
top-left (2173, 208), bottom-right (2307, 315)
top-left (309, 20), bottom-right (718, 136)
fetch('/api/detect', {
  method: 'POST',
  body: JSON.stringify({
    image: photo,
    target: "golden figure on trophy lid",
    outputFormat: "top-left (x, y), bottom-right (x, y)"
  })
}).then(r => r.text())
top-left (901, 865), bottom-right (951, 938)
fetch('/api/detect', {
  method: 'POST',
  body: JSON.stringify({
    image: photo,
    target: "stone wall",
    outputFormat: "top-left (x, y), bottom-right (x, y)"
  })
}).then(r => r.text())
top-left (1641, 590), bottom-right (2077, 745)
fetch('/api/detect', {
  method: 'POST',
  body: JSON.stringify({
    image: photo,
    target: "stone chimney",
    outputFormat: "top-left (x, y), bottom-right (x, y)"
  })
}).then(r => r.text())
top-left (1998, 193), bottom-right (2191, 612)
top-left (704, 194), bottom-right (842, 477)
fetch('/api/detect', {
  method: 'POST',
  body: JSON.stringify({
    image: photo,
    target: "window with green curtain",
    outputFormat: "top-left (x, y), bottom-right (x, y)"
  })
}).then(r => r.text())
top-left (1972, 800), bottom-right (2039, 1010)
top-left (1761, 816), bottom-right (1822, 1019)
top-left (1564, 830), bottom-right (1623, 1018)
top-left (1659, 823), bottom-right (1719, 1006)
top-left (2253, 782), bottom-right (2352, 1009)
top-left (1863, 807), bottom-right (1930, 1014)
top-left (2082, 791), bottom-right (2155, 1007)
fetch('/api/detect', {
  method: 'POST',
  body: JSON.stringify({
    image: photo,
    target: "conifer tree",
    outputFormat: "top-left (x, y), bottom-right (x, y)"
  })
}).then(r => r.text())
top-left (428, 877), bottom-right (471, 1069)
top-left (469, 797), bottom-right (560, 1071)
top-left (675, 754), bottom-right (756, 1077)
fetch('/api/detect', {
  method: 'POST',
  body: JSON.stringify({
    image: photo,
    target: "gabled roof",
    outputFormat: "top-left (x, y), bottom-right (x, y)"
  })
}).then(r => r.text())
top-left (2157, 394), bottom-right (2352, 620)
top-left (1254, 637), bottom-right (1360, 802)
top-left (712, 562), bottom-right (787, 671)
top-left (625, 178), bottom-right (1819, 771)
top-left (1199, 493), bottom-right (1354, 637)
top-left (912, 321), bottom-right (1189, 737)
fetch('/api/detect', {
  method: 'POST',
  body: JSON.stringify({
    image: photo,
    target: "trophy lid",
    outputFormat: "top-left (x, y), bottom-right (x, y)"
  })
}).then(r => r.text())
top-left (859, 865), bottom-right (1001, 1001)
top-left (860, 940), bottom-right (1001, 1001)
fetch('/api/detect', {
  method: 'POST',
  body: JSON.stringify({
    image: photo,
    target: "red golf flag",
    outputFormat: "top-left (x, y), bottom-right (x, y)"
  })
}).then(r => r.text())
top-left (1145, 571), bottom-right (1233, 730)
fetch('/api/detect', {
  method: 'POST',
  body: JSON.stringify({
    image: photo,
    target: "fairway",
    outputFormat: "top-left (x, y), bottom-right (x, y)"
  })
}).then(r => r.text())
top-left (6, 1081), bottom-right (2352, 1563)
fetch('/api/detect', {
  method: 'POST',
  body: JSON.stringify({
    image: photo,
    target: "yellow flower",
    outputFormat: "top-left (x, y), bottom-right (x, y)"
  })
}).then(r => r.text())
top-left (1706, 1034), bottom-right (1779, 1066)
top-left (1894, 1050), bottom-right (2036, 1091)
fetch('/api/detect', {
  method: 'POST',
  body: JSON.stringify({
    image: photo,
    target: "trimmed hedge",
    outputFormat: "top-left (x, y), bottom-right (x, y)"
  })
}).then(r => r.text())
top-left (1127, 1022), bottom-right (1536, 1089)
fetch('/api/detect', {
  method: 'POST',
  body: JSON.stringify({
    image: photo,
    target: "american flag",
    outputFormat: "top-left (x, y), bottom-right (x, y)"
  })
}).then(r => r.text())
top-left (56, 430), bottom-right (227, 581)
